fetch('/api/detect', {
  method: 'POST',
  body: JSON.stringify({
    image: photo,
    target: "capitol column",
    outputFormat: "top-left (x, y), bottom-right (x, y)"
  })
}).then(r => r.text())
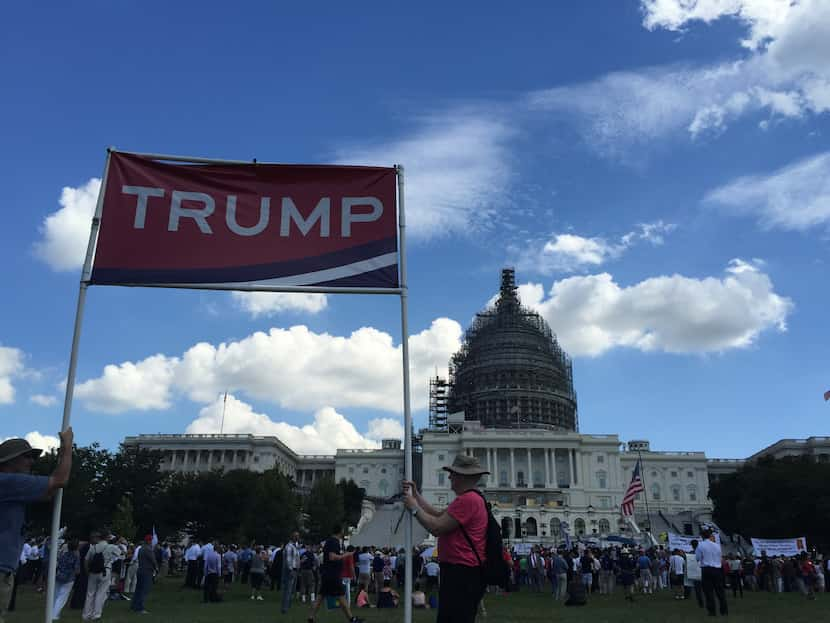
top-left (510, 449), bottom-right (516, 487)
top-left (526, 448), bottom-right (532, 485)
top-left (544, 449), bottom-right (550, 488)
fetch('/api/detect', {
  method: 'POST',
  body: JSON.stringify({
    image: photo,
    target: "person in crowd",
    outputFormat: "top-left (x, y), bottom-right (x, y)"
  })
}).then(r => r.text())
top-left (130, 535), bottom-right (157, 615)
top-left (683, 540), bottom-right (704, 608)
top-left (69, 538), bottom-right (90, 612)
top-left (222, 545), bottom-right (237, 587)
top-left (203, 542), bottom-right (222, 603)
top-left (340, 545), bottom-right (356, 605)
top-left (248, 545), bottom-right (267, 601)
top-left (376, 579), bottom-right (399, 608)
top-left (123, 543), bottom-right (138, 596)
top-left (667, 548), bottom-right (684, 600)
top-left (183, 540), bottom-right (202, 589)
top-left (269, 545), bottom-right (283, 591)
top-left (727, 553), bottom-right (743, 598)
top-left (424, 556), bottom-right (440, 595)
top-left (355, 583), bottom-right (370, 609)
top-left (411, 580), bottom-right (427, 609)
top-left (299, 545), bottom-right (317, 604)
top-left (528, 547), bottom-right (544, 592)
top-left (158, 543), bottom-right (170, 578)
top-left (83, 531), bottom-right (119, 621)
top-left (619, 549), bottom-right (636, 602)
top-left (696, 528), bottom-right (728, 617)
top-left (0, 429), bottom-right (73, 623)
top-left (404, 454), bottom-right (489, 623)
top-left (239, 543), bottom-right (253, 585)
top-left (599, 550), bottom-right (616, 595)
top-left (281, 532), bottom-right (301, 615)
top-left (306, 525), bottom-right (364, 623)
top-left (371, 550), bottom-right (384, 596)
top-left (579, 550), bottom-right (594, 595)
top-left (637, 550), bottom-right (653, 594)
top-left (52, 538), bottom-right (81, 620)
top-left (553, 550), bottom-right (569, 600)
top-left (813, 557), bottom-right (825, 593)
top-left (356, 547), bottom-right (372, 597)
top-left (796, 552), bottom-right (817, 600)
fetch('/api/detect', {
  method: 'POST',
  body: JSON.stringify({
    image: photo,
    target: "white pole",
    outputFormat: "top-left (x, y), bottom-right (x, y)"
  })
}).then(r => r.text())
top-left (396, 165), bottom-right (414, 623)
top-left (44, 148), bottom-right (113, 623)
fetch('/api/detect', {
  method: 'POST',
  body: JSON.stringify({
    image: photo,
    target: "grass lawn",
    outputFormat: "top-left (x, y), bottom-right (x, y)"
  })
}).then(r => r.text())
top-left (12, 577), bottom-right (826, 623)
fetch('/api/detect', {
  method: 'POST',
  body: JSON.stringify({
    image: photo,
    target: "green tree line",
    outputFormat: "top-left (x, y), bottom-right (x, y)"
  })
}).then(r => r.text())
top-left (709, 456), bottom-right (830, 551)
top-left (28, 444), bottom-right (364, 545)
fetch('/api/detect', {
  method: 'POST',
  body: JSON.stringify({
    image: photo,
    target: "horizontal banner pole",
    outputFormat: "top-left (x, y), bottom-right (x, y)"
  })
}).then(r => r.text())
top-left (113, 148), bottom-right (391, 169)
top-left (85, 282), bottom-right (403, 295)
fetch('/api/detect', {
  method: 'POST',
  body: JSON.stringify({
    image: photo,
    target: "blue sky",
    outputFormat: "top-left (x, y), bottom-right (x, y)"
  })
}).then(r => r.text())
top-left (2, 0), bottom-right (828, 458)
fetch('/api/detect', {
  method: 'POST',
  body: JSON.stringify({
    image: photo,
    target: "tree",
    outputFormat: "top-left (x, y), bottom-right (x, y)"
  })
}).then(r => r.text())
top-left (304, 477), bottom-right (344, 542)
top-left (710, 457), bottom-right (830, 551)
top-left (112, 495), bottom-right (138, 541)
top-left (337, 478), bottom-right (365, 528)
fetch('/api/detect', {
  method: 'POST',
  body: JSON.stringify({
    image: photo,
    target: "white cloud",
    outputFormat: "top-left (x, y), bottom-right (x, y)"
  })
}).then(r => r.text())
top-left (75, 354), bottom-right (178, 413)
top-left (529, 1), bottom-right (830, 157)
top-left (516, 259), bottom-right (791, 356)
top-left (0, 431), bottom-right (61, 454)
top-left (366, 418), bottom-right (405, 441)
top-left (34, 178), bottom-right (100, 271)
top-left (231, 291), bottom-right (328, 317)
top-left (338, 112), bottom-right (514, 239)
top-left (30, 394), bottom-right (58, 407)
top-left (75, 319), bottom-right (462, 415)
top-left (704, 151), bottom-right (830, 231)
top-left (0, 346), bottom-right (25, 404)
top-left (516, 221), bottom-right (676, 274)
top-left (185, 394), bottom-right (396, 454)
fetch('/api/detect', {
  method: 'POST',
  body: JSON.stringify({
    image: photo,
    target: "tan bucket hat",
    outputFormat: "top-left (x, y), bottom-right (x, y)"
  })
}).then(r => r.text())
top-left (0, 438), bottom-right (42, 464)
top-left (442, 454), bottom-right (490, 476)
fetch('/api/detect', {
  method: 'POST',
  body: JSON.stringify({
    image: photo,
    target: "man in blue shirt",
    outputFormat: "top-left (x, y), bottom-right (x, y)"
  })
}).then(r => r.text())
top-left (0, 428), bottom-right (73, 623)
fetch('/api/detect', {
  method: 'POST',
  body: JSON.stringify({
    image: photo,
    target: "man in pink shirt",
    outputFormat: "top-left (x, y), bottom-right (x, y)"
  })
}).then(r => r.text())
top-left (403, 454), bottom-right (488, 623)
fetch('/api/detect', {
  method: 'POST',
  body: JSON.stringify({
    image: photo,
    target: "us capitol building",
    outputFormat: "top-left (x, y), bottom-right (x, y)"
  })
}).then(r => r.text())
top-left (125, 269), bottom-right (827, 545)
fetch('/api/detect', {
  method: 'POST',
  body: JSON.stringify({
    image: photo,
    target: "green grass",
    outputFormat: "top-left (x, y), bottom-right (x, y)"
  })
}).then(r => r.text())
top-left (12, 576), bottom-right (827, 623)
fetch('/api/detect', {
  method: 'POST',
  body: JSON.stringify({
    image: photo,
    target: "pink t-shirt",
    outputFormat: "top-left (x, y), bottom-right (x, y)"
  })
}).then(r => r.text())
top-left (439, 490), bottom-right (487, 567)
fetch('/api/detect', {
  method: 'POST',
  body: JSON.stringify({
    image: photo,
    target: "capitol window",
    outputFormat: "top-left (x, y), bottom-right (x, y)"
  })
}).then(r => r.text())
top-left (672, 486), bottom-right (681, 502)
top-left (651, 484), bottom-right (661, 500)
top-left (596, 470), bottom-right (607, 489)
top-left (381, 468), bottom-right (387, 474)
top-left (670, 471), bottom-right (678, 478)
top-left (688, 485), bottom-right (697, 501)
top-left (363, 467), bottom-right (369, 474)
top-left (687, 471), bottom-right (694, 478)
top-left (438, 472), bottom-right (445, 486)
top-left (597, 455), bottom-right (604, 464)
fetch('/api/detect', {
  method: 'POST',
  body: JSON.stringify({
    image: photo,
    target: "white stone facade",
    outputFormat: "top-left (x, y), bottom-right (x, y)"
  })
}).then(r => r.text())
top-left (335, 440), bottom-right (404, 499)
top-left (419, 425), bottom-right (713, 546)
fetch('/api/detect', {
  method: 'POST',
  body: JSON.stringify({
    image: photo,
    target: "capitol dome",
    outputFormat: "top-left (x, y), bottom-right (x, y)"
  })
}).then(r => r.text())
top-left (446, 268), bottom-right (578, 431)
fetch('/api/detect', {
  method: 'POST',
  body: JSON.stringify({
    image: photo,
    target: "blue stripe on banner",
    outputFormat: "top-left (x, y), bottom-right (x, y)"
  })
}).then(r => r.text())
top-left (311, 265), bottom-right (399, 288)
top-left (90, 237), bottom-right (397, 285)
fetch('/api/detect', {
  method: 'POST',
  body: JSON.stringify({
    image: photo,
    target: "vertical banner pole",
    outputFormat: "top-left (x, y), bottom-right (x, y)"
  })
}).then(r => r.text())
top-left (396, 165), bottom-right (414, 623)
top-left (44, 148), bottom-right (113, 623)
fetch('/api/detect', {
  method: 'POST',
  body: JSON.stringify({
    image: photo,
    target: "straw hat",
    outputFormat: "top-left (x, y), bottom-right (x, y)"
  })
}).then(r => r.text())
top-left (0, 438), bottom-right (42, 464)
top-left (442, 454), bottom-right (490, 476)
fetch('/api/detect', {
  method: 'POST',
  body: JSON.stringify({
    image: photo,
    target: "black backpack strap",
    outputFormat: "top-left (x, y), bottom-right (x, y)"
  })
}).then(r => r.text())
top-left (455, 490), bottom-right (485, 567)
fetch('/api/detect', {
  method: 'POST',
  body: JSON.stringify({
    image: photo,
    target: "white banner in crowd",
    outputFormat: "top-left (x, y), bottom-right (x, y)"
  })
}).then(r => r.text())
top-left (750, 537), bottom-right (808, 556)
top-left (668, 532), bottom-right (721, 552)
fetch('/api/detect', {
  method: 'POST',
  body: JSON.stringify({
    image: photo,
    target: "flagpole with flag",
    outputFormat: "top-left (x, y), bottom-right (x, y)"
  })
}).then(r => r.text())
top-left (151, 526), bottom-right (158, 547)
top-left (621, 457), bottom-right (646, 527)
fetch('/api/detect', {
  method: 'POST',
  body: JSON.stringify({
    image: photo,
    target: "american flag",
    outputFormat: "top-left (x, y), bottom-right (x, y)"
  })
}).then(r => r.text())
top-left (621, 459), bottom-right (645, 517)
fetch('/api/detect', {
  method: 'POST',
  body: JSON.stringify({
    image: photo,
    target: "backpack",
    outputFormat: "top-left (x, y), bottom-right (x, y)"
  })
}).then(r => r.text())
top-left (88, 547), bottom-right (106, 575)
top-left (456, 490), bottom-right (510, 589)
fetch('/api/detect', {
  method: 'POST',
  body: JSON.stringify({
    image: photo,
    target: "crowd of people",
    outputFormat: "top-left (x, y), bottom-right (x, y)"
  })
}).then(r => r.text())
top-left (2, 434), bottom-right (827, 623)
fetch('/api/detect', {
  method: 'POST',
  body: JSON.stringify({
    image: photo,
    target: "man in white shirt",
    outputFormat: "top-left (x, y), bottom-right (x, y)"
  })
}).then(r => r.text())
top-left (695, 529), bottom-right (727, 616)
top-left (669, 550), bottom-right (685, 599)
top-left (83, 532), bottom-right (119, 621)
top-left (184, 541), bottom-right (202, 588)
top-left (281, 532), bottom-right (300, 615)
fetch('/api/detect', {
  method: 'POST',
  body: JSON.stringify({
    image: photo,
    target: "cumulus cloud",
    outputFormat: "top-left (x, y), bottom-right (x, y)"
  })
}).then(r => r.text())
top-left (231, 291), bottom-right (328, 317)
top-left (515, 221), bottom-right (676, 274)
top-left (1, 431), bottom-right (61, 454)
top-left (30, 394), bottom-right (58, 407)
top-left (338, 112), bottom-right (514, 239)
top-left (515, 259), bottom-right (791, 356)
top-left (75, 354), bottom-right (178, 413)
top-left (0, 345), bottom-right (25, 404)
top-left (34, 178), bottom-right (100, 271)
top-left (185, 394), bottom-right (400, 454)
top-left (704, 151), bottom-right (830, 231)
top-left (75, 319), bottom-right (462, 415)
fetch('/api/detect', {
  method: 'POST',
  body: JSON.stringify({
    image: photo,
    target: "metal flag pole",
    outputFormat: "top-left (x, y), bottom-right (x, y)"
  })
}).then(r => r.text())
top-left (44, 148), bottom-right (113, 623)
top-left (637, 449), bottom-right (653, 534)
top-left (396, 164), bottom-right (414, 623)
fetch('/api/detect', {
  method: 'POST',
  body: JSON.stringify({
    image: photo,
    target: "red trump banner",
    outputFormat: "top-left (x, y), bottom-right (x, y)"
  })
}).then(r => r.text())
top-left (90, 152), bottom-right (399, 289)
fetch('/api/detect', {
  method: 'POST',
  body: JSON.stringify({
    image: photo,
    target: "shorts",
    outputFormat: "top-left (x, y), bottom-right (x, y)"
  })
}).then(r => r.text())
top-left (250, 572), bottom-right (264, 590)
top-left (320, 575), bottom-right (345, 597)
